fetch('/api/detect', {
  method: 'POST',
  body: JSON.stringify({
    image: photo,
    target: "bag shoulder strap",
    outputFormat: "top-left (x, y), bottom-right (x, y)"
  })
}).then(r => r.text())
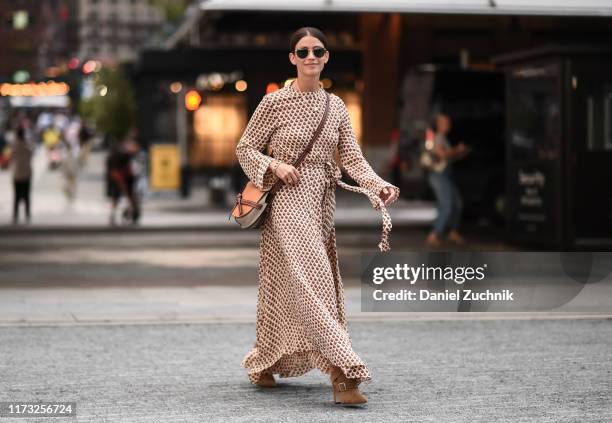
top-left (269, 91), bottom-right (331, 194)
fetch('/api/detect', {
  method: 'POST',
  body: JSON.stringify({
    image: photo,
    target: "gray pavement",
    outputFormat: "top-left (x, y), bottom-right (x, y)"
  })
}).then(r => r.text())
top-left (1, 222), bottom-right (610, 421)
top-left (1, 319), bottom-right (611, 422)
top-left (0, 231), bottom-right (608, 326)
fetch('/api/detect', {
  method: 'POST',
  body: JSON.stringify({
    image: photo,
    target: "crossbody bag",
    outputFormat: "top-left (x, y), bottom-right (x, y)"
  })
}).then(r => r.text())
top-left (229, 91), bottom-right (331, 229)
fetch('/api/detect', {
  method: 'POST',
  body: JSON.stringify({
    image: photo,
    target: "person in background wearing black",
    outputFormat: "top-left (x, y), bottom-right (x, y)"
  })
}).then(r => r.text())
top-left (11, 127), bottom-right (34, 225)
top-left (0, 123), bottom-right (9, 169)
top-left (106, 138), bottom-right (140, 226)
top-left (78, 123), bottom-right (93, 168)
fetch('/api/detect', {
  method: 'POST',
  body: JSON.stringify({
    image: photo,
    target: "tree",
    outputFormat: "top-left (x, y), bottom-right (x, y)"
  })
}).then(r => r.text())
top-left (147, 0), bottom-right (190, 24)
top-left (79, 66), bottom-right (136, 142)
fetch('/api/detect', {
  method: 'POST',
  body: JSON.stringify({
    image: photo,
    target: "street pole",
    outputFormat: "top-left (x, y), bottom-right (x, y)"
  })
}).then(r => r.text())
top-left (176, 86), bottom-right (191, 198)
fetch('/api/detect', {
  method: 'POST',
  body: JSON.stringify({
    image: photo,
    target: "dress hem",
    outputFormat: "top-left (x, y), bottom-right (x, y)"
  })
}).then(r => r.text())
top-left (241, 347), bottom-right (372, 386)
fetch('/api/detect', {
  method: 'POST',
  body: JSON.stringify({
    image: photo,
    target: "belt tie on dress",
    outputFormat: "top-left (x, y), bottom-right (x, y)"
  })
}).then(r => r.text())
top-left (322, 161), bottom-right (392, 252)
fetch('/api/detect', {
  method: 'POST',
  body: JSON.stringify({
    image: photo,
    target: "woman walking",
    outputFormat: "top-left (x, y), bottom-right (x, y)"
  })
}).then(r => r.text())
top-left (236, 27), bottom-right (399, 406)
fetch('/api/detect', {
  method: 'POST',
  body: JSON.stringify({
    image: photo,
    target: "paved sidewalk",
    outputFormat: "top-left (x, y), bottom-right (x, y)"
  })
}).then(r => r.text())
top-left (1, 283), bottom-right (611, 327)
top-left (1, 319), bottom-right (610, 422)
top-left (0, 232), bottom-right (605, 326)
top-left (0, 230), bottom-right (609, 421)
top-left (0, 149), bottom-right (436, 230)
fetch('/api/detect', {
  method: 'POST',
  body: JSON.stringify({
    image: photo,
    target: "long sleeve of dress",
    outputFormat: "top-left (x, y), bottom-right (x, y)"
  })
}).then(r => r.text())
top-left (337, 99), bottom-right (399, 198)
top-left (235, 94), bottom-right (278, 191)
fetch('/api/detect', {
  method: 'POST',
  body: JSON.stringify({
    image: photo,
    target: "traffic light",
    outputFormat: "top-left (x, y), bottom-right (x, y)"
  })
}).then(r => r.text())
top-left (184, 90), bottom-right (201, 111)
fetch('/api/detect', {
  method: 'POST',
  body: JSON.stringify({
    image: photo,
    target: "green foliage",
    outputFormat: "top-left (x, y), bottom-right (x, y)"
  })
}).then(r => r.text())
top-left (147, 0), bottom-right (190, 23)
top-left (79, 67), bottom-right (136, 141)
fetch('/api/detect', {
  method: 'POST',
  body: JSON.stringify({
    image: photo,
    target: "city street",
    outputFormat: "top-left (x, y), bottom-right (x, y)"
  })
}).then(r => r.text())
top-left (2, 318), bottom-right (611, 422)
top-left (3, 1), bottom-right (612, 421)
top-left (1, 231), bottom-right (611, 422)
top-left (0, 148), bottom-right (609, 422)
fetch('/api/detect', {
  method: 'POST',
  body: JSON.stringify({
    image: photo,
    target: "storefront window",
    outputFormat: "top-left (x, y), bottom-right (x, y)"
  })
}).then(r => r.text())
top-left (507, 65), bottom-right (560, 161)
top-left (334, 89), bottom-right (362, 143)
top-left (191, 94), bottom-right (246, 168)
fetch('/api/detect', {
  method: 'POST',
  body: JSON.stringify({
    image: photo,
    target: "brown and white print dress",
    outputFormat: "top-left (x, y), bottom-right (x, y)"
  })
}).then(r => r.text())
top-left (236, 81), bottom-right (399, 386)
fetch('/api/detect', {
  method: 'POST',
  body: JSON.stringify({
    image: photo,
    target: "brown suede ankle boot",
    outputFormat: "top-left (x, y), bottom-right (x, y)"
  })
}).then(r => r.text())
top-left (255, 371), bottom-right (277, 388)
top-left (329, 366), bottom-right (368, 405)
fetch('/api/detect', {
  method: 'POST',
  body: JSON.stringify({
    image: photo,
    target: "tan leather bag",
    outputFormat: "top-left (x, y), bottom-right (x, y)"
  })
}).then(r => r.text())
top-left (229, 92), bottom-right (330, 229)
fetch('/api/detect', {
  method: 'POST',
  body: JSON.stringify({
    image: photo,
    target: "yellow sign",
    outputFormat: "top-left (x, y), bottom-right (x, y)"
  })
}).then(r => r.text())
top-left (150, 144), bottom-right (180, 190)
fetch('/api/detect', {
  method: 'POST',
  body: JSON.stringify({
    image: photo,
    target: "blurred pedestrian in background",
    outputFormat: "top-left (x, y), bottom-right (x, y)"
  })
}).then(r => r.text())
top-left (106, 135), bottom-right (140, 226)
top-left (10, 126), bottom-right (34, 225)
top-left (61, 125), bottom-right (80, 208)
top-left (425, 113), bottom-right (470, 248)
top-left (77, 123), bottom-right (93, 167)
top-left (123, 129), bottom-right (143, 225)
top-left (35, 109), bottom-right (53, 136)
top-left (0, 123), bottom-right (10, 170)
top-left (42, 124), bottom-right (62, 170)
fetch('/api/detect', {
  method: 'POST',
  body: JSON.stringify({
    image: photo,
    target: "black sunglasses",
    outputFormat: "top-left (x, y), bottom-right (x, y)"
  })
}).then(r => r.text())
top-left (295, 46), bottom-right (327, 59)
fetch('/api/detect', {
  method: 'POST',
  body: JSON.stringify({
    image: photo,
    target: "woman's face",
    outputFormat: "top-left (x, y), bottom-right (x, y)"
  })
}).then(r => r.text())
top-left (289, 35), bottom-right (329, 77)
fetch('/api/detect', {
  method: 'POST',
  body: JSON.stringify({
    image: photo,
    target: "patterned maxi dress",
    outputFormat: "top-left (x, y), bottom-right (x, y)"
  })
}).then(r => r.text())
top-left (236, 81), bottom-right (400, 386)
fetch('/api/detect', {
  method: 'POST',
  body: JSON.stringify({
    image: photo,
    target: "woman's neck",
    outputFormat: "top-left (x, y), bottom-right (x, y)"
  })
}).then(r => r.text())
top-left (295, 76), bottom-right (319, 92)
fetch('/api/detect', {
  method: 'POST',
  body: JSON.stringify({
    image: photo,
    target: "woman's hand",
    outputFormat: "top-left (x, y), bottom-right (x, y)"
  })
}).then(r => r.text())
top-left (273, 161), bottom-right (301, 186)
top-left (379, 186), bottom-right (399, 206)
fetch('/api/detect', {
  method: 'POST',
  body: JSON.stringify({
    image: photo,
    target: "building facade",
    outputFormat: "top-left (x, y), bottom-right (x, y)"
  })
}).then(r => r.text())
top-left (76, 0), bottom-right (164, 63)
top-left (0, 0), bottom-right (77, 82)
